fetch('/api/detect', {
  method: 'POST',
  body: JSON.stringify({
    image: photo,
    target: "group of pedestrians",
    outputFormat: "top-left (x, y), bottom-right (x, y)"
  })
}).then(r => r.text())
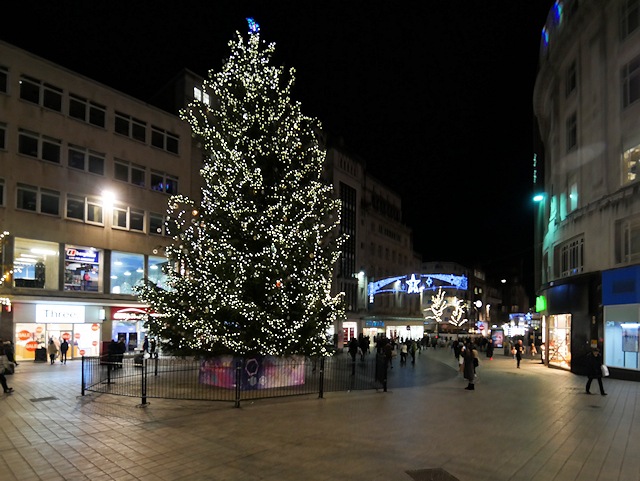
top-left (46, 338), bottom-right (69, 364)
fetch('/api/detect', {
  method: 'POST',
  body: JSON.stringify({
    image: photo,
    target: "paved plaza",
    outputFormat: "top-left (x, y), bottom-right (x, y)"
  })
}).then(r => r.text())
top-left (0, 346), bottom-right (637, 481)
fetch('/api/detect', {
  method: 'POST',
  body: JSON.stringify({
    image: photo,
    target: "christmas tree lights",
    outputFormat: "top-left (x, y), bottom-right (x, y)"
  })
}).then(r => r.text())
top-left (135, 20), bottom-right (345, 357)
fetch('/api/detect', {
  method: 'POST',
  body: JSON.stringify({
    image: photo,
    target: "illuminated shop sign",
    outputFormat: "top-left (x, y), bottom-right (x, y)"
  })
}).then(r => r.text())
top-left (367, 273), bottom-right (468, 302)
top-left (110, 307), bottom-right (149, 321)
top-left (535, 296), bottom-right (547, 312)
top-left (365, 321), bottom-right (384, 327)
top-left (36, 304), bottom-right (85, 323)
top-left (65, 247), bottom-right (99, 263)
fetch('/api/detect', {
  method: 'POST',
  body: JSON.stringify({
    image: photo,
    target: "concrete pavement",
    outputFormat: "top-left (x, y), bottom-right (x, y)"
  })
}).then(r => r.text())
top-left (0, 347), bottom-right (636, 481)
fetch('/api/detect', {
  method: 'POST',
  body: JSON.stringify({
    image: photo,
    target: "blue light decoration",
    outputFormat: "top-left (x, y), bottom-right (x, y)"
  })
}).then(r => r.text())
top-left (246, 17), bottom-right (260, 34)
top-left (368, 273), bottom-right (468, 303)
top-left (541, 27), bottom-right (549, 51)
top-left (553, 1), bottom-right (563, 27)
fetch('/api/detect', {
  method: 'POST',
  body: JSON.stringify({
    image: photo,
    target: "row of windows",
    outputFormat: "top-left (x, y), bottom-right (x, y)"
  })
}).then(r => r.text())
top-left (369, 242), bottom-right (409, 266)
top-left (0, 69), bottom-right (180, 155)
top-left (0, 126), bottom-right (180, 195)
top-left (3, 180), bottom-right (169, 236)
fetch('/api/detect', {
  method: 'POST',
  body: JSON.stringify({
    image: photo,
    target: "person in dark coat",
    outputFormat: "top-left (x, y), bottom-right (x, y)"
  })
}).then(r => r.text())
top-left (116, 339), bottom-right (126, 368)
top-left (150, 338), bottom-right (157, 358)
top-left (348, 337), bottom-right (359, 362)
top-left (486, 339), bottom-right (494, 360)
top-left (384, 342), bottom-right (394, 368)
top-left (59, 339), bottom-right (69, 364)
top-left (514, 340), bottom-right (524, 368)
top-left (462, 343), bottom-right (475, 390)
top-left (142, 336), bottom-right (149, 356)
top-left (4, 341), bottom-right (17, 366)
top-left (586, 348), bottom-right (607, 395)
top-left (107, 339), bottom-right (118, 365)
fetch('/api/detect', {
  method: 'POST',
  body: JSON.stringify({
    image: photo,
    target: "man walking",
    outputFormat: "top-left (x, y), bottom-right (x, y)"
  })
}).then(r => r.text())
top-left (586, 348), bottom-right (607, 396)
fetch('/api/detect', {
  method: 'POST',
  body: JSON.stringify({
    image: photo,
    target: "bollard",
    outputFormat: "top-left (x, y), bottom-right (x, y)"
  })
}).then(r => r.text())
top-left (81, 356), bottom-right (85, 396)
top-left (141, 358), bottom-right (148, 405)
top-left (318, 357), bottom-right (325, 399)
top-left (234, 360), bottom-right (242, 408)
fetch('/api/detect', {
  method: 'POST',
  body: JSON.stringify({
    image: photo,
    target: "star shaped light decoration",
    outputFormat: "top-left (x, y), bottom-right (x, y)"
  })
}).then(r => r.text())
top-left (406, 274), bottom-right (421, 294)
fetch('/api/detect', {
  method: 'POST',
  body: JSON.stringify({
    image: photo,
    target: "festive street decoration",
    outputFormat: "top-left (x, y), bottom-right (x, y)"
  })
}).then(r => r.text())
top-left (135, 20), bottom-right (344, 357)
top-left (448, 297), bottom-right (467, 328)
top-left (425, 288), bottom-right (447, 327)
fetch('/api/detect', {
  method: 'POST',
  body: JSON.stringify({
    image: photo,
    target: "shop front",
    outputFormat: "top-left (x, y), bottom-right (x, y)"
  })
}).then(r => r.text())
top-left (602, 265), bottom-right (640, 381)
top-left (110, 307), bottom-right (149, 353)
top-left (13, 303), bottom-right (102, 361)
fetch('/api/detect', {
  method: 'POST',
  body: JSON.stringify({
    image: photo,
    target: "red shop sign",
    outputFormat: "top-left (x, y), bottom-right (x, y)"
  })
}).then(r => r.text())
top-left (92, 341), bottom-right (98, 347)
top-left (25, 341), bottom-right (38, 352)
top-left (79, 350), bottom-right (85, 356)
top-left (36, 326), bottom-right (44, 334)
top-left (91, 323), bottom-right (99, 331)
top-left (18, 330), bottom-right (31, 341)
top-left (61, 333), bottom-right (71, 341)
top-left (74, 333), bottom-right (81, 339)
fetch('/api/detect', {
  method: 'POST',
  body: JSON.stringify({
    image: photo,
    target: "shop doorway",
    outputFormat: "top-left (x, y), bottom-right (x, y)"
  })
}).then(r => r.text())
top-left (549, 314), bottom-right (571, 369)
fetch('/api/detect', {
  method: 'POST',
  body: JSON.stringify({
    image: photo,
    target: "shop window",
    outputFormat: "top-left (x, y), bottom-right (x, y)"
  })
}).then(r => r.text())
top-left (68, 93), bottom-right (106, 128)
top-left (13, 237), bottom-right (59, 289)
top-left (19, 75), bottom-right (62, 112)
top-left (150, 170), bottom-right (178, 194)
top-left (605, 305), bottom-right (640, 370)
top-left (14, 323), bottom-right (46, 361)
top-left (64, 245), bottom-right (102, 292)
top-left (18, 129), bottom-right (61, 164)
top-left (622, 55), bottom-right (640, 109)
top-left (114, 111), bottom-right (146, 142)
top-left (113, 204), bottom-right (145, 232)
top-left (548, 314), bottom-right (571, 369)
top-left (148, 255), bottom-right (170, 289)
top-left (68, 145), bottom-right (105, 175)
top-left (0, 65), bottom-right (7, 94)
top-left (110, 251), bottom-right (144, 294)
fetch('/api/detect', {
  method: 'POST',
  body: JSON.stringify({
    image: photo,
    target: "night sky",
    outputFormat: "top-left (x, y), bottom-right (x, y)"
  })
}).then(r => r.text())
top-left (2, 1), bottom-right (554, 293)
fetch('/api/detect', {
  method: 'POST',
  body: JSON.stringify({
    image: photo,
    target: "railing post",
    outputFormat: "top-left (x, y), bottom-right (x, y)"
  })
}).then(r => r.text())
top-left (318, 357), bottom-right (325, 399)
top-left (234, 360), bottom-right (242, 408)
top-left (141, 358), bottom-right (148, 405)
top-left (81, 356), bottom-right (85, 396)
top-left (154, 354), bottom-right (158, 376)
top-left (107, 357), bottom-right (112, 384)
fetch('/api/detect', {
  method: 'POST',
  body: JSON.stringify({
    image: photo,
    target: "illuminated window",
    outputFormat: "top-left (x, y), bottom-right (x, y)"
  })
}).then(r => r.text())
top-left (150, 171), bottom-right (178, 194)
top-left (624, 142), bottom-right (640, 183)
top-left (64, 245), bottom-right (103, 293)
top-left (110, 251), bottom-right (144, 294)
top-left (148, 255), bottom-right (170, 289)
top-left (193, 87), bottom-right (211, 105)
top-left (620, 0), bottom-right (639, 40)
top-left (13, 238), bottom-right (59, 289)
top-left (19, 75), bottom-right (62, 112)
top-left (622, 55), bottom-right (640, 109)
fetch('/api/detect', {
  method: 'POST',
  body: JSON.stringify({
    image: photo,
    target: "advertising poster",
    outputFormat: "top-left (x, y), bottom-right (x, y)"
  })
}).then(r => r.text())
top-left (200, 355), bottom-right (306, 390)
top-left (492, 330), bottom-right (504, 348)
top-left (622, 327), bottom-right (640, 352)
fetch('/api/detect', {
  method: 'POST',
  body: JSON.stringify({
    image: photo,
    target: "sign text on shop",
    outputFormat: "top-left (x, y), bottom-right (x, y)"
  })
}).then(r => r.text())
top-left (36, 305), bottom-right (85, 323)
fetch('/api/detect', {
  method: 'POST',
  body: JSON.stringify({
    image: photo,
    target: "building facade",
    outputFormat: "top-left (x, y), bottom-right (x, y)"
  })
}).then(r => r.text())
top-left (533, 0), bottom-right (640, 378)
top-left (0, 40), bottom-right (195, 360)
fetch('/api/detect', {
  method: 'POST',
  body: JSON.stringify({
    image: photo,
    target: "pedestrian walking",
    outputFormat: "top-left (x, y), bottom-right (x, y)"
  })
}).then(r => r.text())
top-left (486, 338), bottom-right (494, 360)
top-left (410, 340), bottom-right (417, 364)
top-left (3, 341), bottom-right (17, 366)
top-left (586, 347), bottom-right (607, 396)
top-left (514, 340), bottom-right (524, 368)
top-left (384, 341), bottom-right (394, 368)
top-left (0, 345), bottom-right (14, 394)
top-left (59, 339), bottom-right (69, 364)
top-left (150, 338), bottom-right (157, 359)
top-left (47, 339), bottom-right (58, 365)
top-left (400, 342), bottom-right (408, 364)
top-left (462, 344), bottom-right (475, 390)
top-left (143, 336), bottom-right (149, 356)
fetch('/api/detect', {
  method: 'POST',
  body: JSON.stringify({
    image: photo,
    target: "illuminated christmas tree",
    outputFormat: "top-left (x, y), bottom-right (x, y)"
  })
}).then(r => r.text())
top-left (136, 19), bottom-right (344, 357)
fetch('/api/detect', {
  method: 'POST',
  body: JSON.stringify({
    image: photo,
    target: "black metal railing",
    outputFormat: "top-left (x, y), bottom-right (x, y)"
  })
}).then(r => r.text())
top-left (81, 353), bottom-right (387, 407)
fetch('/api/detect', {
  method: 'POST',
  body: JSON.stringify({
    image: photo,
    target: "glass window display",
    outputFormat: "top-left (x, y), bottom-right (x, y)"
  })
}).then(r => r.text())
top-left (15, 323), bottom-right (46, 361)
top-left (604, 304), bottom-right (640, 370)
top-left (13, 238), bottom-right (59, 289)
top-left (110, 251), bottom-right (144, 294)
top-left (148, 255), bottom-right (170, 289)
top-left (548, 314), bottom-right (571, 369)
top-left (64, 245), bottom-right (102, 292)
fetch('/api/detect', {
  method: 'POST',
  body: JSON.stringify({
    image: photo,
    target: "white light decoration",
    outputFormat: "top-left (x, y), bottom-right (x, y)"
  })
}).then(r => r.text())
top-left (448, 297), bottom-right (467, 328)
top-left (134, 20), bottom-right (345, 357)
top-left (425, 288), bottom-right (447, 325)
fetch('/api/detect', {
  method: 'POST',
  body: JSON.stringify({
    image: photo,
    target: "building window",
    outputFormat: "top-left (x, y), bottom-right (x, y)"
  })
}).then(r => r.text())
top-left (193, 87), bottom-right (211, 105)
top-left (566, 112), bottom-right (577, 152)
top-left (113, 204), bottom-right (145, 232)
top-left (110, 251), bottom-right (144, 294)
top-left (64, 245), bottom-right (102, 292)
top-left (620, 0), bottom-right (639, 40)
top-left (114, 111), bottom-right (146, 142)
top-left (18, 129), bottom-right (61, 164)
top-left (0, 122), bottom-right (5, 150)
top-left (68, 145), bottom-right (105, 175)
top-left (566, 60), bottom-right (577, 97)
top-left (150, 171), bottom-right (178, 194)
top-left (624, 142), bottom-right (640, 183)
top-left (338, 182), bottom-right (356, 279)
top-left (68, 93), bottom-right (106, 128)
top-left (622, 55), bottom-right (640, 109)
top-left (19, 75), bottom-right (62, 112)
top-left (13, 238), bottom-right (59, 289)
top-left (16, 183), bottom-right (59, 216)
top-left (114, 160), bottom-right (146, 187)
top-left (151, 126), bottom-right (179, 154)
top-left (149, 212), bottom-right (167, 235)
top-left (66, 194), bottom-right (103, 225)
top-left (0, 65), bottom-right (7, 94)
top-left (560, 237), bottom-right (584, 277)
top-left (148, 255), bottom-right (170, 289)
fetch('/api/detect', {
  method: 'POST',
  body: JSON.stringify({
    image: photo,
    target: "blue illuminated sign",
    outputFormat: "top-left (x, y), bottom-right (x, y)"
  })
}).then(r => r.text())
top-left (365, 321), bottom-right (384, 327)
top-left (368, 273), bottom-right (468, 302)
top-left (65, 247), bottom-right (99, 264)
top-left (246, 17), bottom-right (260, 33)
